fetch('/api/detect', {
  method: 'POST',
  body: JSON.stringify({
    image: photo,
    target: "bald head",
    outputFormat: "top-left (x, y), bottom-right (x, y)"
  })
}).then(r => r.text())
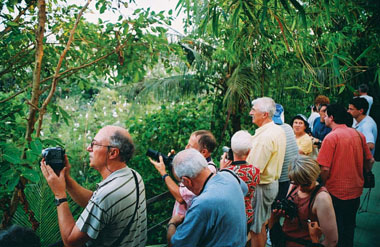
top-left (100, 125), bottom-right (135, 163)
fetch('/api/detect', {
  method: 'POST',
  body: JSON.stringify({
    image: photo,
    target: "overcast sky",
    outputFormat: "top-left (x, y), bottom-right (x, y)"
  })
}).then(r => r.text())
top-left (82, 0), bottom-right (185, 35)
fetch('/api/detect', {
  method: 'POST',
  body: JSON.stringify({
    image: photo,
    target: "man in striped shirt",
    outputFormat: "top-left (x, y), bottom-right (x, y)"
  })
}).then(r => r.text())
top-left (41, 125), bottom-right (147, 247)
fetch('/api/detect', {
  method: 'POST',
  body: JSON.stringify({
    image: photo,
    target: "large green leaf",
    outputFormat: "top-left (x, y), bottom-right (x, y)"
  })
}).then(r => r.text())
top-left (3, 153), bottom-right (22, 164)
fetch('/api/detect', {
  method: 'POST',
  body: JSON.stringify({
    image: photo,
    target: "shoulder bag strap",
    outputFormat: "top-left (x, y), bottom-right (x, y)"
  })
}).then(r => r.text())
top-left (308, 184), bottom-right (323, 210)
top-left (111, 170), bottom-right (140, 247)
top-left (354, 129), bottom-right (365, 157)
top-left (286, 184), bottom-right (299, 200)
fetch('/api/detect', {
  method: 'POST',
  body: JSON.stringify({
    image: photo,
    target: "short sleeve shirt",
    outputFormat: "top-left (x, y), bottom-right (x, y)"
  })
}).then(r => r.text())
top-left (317, 125), bottom-right (373, 200)
top-left (225, 162), bottom-right (260, 224)
top-left (171, 172), bottom-right (247, 247)
top-left (246, 121), bottom-right (286, 184)
top-left (76, 168), bottom-right (147, 247)
top-left (279, 124), bottom-right (299, 182)
top-left (354, 115), bottom-right (377, 156)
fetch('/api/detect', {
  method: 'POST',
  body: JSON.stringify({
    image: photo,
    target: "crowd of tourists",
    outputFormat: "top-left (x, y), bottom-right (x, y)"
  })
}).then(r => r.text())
top-left (0, 85), bottom-right (376, 247)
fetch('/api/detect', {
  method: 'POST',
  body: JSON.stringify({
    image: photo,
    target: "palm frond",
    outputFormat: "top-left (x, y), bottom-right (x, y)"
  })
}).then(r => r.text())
top-left (12, 177), bottom-right (81, 246)
top-left (224, 65), bottom-right (260, 112)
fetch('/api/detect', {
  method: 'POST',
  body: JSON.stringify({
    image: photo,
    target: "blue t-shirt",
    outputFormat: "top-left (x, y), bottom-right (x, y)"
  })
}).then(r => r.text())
top-left (312, 117), bottom-right (332, 141)
top-left (171, 172), bottom-right (248, 247)
top-left (354, 115), bottom-right (377, 156)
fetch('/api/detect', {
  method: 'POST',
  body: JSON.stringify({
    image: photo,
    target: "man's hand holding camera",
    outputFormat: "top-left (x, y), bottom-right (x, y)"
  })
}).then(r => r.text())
top-left (149, 155), bottom-right (167, 176)
top-left (40, 158), bottom-right (67, 199)
top-left (219, 152), bottom-right (232, 169)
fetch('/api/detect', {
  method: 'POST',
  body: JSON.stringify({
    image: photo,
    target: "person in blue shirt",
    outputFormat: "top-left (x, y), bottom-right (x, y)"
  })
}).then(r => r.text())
top-left (348, 97), bottom-right (377, 156)
top-left (312, 104), bottom-right (332, 146)
top-left (153, 148), bottom-right (248, 247)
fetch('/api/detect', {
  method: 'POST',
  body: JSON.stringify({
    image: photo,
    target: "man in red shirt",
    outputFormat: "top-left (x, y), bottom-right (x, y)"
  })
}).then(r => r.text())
top-left (317, 104), bottom-right (374, 247)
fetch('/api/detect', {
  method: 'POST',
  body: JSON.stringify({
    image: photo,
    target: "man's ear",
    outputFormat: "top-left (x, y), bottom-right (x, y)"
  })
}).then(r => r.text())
top-left (182, 176), bottom-right (192, 188)
top-left (200, 148), bottom-right (208, 157)
top-left (359, 109), bottom-right (364, 115)
top-left (108, 148), bottom-right (120, 160)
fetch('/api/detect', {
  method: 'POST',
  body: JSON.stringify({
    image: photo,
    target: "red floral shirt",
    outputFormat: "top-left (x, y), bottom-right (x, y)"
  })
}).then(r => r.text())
top-left (225, 161), bottom-right (260, 223)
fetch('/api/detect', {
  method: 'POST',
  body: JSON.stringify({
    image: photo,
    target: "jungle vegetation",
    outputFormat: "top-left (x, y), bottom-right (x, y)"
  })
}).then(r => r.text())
top-left (0, 0), bottom-right (379, 245)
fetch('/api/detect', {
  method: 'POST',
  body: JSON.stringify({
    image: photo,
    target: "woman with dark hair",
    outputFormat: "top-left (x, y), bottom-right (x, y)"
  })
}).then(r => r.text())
top-left (273, 155), bottom-right (338, 247)
top-left (291, 115), bottom-right (313, 156)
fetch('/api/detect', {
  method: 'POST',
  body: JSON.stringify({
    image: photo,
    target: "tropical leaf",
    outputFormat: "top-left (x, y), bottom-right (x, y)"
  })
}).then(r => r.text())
top-left (224, 65), bottom-right (260, 112)
top-left (12, 176), bottom-right (80, 246)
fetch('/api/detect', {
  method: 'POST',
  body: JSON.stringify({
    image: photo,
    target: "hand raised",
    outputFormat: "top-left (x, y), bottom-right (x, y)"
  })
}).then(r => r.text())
top-left (148, 155), bottom-right (167, 176)
top-left (40, 159), bottom-right (67, 198)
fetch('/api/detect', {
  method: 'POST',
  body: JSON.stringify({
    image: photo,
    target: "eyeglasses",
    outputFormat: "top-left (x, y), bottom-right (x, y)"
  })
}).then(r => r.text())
top-left (90, 140), bottom-right (114, 149)
top-left (290, 181), bottom-right (311, 187)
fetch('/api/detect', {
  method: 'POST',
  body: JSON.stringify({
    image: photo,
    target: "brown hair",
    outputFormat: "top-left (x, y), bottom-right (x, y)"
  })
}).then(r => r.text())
top-left (314, 95), bottom-right (330, 106)
top-left (192, 130), bottom-right (217, 153)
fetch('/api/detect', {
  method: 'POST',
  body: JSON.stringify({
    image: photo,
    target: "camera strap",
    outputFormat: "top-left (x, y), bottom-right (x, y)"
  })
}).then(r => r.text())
top-left (111, 169), bottom-right (140, 247)
top-left (219, 169), bottom-right (241, 184)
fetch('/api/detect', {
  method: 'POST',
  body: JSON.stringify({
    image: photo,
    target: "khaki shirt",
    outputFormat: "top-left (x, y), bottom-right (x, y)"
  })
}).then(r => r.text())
top-left (247, 121), bottom-right (286, 184)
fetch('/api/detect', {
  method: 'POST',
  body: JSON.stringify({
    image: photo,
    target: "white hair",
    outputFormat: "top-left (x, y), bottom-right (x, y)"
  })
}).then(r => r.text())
top-left (231, 130), bottom-right (252, 156)
top-left (251, 97), bottom-right (276, 118)
top-left (173, 149), bottom-right (208, 178)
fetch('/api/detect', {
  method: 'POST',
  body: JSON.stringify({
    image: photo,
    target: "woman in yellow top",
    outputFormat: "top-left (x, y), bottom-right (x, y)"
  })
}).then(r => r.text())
top-left (292, 115), bottom-right (313, 155)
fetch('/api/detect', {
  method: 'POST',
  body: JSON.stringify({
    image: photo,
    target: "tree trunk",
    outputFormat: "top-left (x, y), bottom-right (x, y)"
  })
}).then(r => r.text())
top-left (1, 0), bottom-right (47, 230)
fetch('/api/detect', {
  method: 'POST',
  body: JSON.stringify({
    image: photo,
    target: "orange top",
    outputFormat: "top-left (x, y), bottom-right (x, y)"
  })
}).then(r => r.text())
top-left (317, 125), bottom-right (372, 200)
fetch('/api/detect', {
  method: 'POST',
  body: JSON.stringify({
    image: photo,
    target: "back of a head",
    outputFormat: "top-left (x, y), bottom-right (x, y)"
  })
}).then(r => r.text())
top-left (273, 103), bottom-right (284, 125)
top-left (0, 225), bottom-right (40, 247)
top-left (288, 155), bottom-right (320, 185)
top-left (326, 104), bottom-right (348, 125)
top-left (314, 95), bottom-right (330, 106)
top-left (251, 97), bottom-right (276, 118)
top-left (193, 130), bottom-right (217, 153)
top-left (231, 130), bottom-right (252, 156)
top-left (172, 149), bottom-right (208, 178)
top-left (359, 84), bottom-right (369, 93)
top-left (109, 130), bottom-right (135, 163)
top-left (349, 97), bottom-right (369, 115)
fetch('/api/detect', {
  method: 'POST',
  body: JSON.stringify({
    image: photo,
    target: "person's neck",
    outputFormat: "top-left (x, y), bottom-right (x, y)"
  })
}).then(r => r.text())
top-left (295, 132), bottom-right (305, 138)
top-left (100, 162), bottom-right (126, 179)
top-left (355, 114), bottom-right (366, 124)
top-left (192, 169), bottom-right (213, 195)
top-left (258, 119), bottom-right (272, 128)
top-left (330, 122), bottom-right (344, 130)
top-left (233, 154), bottom-right (248, 162)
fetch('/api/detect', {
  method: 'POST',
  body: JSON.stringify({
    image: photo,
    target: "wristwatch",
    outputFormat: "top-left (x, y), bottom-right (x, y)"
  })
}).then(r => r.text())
top-left (54, 198), bottom-right (67, 207)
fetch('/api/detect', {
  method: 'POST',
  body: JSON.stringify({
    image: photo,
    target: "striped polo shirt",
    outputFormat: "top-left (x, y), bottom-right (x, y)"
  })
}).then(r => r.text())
top-left (76, 167), bottom-right (147, 246)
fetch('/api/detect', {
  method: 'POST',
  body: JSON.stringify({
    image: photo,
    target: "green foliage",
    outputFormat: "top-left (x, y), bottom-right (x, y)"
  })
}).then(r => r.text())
top-left (12, 177), bottom-right (81, 246)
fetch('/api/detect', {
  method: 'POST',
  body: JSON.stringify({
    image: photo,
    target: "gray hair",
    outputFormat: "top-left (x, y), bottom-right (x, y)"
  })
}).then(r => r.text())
top-left (231, 130), bottom-right (252, 156)
top-left (172, 149), bottom-right (208, 178)
top-left (251, 97), bottom-right (276, 118)
top-left (109, 131), bottom-right (135, 163)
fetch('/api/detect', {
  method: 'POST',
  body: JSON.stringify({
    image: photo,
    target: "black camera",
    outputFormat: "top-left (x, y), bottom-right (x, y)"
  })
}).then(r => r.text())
top-left (42, 147), bottom-right (65, 175)
top-left (146, 148), bottom-right (174, 171)
top-left (222, 146), bottom-right (234, 161)
top-left (272, 198), bottom-right (298, 219)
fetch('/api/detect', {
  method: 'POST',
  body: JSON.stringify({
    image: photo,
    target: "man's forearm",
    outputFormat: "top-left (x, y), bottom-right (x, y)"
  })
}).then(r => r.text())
top-left (57, 202), bottom-right (77, 245)
top-left (66, 176), bottom-right (93, 207)
top-left (320, 168), bottom-right (330, 185)
top-left (57, 202), bottom-right (90, 247)
top-left (167, 223), bottom-right (177, 247)
top-left (364, 158), bottom-right (375, 172)
top-left (165, 176), bottom-right (184, 204)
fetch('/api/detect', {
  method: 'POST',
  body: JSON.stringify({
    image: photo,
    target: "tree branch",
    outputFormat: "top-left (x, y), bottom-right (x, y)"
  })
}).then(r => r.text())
top-left (0, 0), bottom-right (37, 38)
top-left (36, 0), bottom-right (93, 137)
